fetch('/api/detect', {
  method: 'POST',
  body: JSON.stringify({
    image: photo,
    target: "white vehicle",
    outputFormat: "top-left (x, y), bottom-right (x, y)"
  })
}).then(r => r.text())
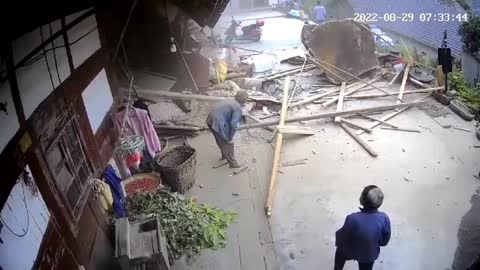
top-left (371, 25), bottom-right (394, 48)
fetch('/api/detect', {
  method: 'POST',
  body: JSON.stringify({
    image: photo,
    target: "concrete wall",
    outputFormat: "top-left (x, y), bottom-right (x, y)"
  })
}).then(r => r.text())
top-left (81, 69), bottom-right (113, 134)
top-left (0, 166), bottom-right (50, 270)
top-left (462, 51), bottom-right (480, 86)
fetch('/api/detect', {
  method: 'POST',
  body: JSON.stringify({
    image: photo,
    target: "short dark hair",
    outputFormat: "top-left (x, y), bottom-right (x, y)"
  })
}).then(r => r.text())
top-left (317, 1), bottom-right (321, 4)
top-left (359, 185), bottom-right (384, 210)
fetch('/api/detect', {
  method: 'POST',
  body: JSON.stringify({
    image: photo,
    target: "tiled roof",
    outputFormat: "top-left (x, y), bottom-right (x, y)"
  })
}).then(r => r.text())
top-left (349, 0), bottom-right (467, 55)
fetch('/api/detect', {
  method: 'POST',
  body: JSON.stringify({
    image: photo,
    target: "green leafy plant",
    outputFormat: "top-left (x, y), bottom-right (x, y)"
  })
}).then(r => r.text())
top-left (459, 16), bottom-right (480, 55)
top-left (449, 71), bottom-right (480, 112)
top-left (127, 188), bottom-right (237, 259)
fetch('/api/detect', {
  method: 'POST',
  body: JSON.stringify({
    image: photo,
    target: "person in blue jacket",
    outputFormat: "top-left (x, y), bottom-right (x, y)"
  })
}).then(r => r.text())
top-left (334, 185), bottom-right (391, 270)
top-left (206, 90), bottom-right (248, 168)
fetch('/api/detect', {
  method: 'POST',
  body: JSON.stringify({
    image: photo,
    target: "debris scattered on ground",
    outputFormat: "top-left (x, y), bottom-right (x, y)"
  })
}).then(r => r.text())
top-left (127, 188), bottom-right (237, 259)
top-left (232, 193), bottom-right (239, 196)
top-left (403, 177), bottom-right (413, 182)
top-left (281, 158), bottom-right (308, 167)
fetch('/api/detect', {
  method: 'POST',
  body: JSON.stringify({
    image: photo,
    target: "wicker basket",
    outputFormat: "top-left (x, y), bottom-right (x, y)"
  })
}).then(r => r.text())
top-left (155, 146), bottom-right (196, 194)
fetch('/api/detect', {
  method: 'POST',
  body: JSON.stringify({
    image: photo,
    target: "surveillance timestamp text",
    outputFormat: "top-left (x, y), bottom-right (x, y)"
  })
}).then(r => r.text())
top-left (353, 13), bottom-right (469, 23)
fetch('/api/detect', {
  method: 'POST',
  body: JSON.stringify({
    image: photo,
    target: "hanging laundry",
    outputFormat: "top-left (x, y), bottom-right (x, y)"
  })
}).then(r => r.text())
top-left (103, 165), bottom-right (127, 218)
top-left (118, 107), bottom-right (161, 158)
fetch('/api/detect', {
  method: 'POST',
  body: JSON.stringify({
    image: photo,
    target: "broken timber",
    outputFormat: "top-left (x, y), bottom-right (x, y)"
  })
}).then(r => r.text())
top-left (245, 114), bottom-right (275, 132)
top-left (289, 88), bottom-right (340, 107)
top-left (237, 101), bottom-right (427, 130)
top-left (323, 78), bottom-right (378, 107)
top-left (397, 64), bottom-right (411, 104)
top-left (340, 123), bottom-right (378, 157)
top-left (277, 125), bottom-right (314, 135)
top-left (345, 87), bottom-right (442, 99)
top-left (341, 118), bottom-right (372, 133)
top-left (265, 76), bottom-right (291, 217)
top-left (354, 94), bottom-right (432, 135)
top-left (125, 88), bottom-right (227, 102)
top-left (381, 127), bottom-right (421, 133)
top-left (357, 114), bottom-right (398, 128)
top-left (334, 82), bottom-right (347, 123)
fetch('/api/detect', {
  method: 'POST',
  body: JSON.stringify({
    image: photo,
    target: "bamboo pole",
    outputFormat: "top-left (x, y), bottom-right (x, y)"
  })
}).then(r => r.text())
top-left (265, 77), bottom-right (291, 217)
top-left (322, 78), bottom-right (379, 107)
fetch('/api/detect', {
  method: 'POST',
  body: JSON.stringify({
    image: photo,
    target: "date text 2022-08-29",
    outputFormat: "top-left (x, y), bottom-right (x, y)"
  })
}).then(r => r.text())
top-left (354, 12), bottom-right (469, 23)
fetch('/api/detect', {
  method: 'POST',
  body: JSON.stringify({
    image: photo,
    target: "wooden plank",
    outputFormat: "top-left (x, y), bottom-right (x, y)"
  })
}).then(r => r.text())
top-left (340, 123), bottom-right (378, 157)
top-left (354, 94), bottom-right (432, 135)
top-left (381, 127), bottom-right (421, 133)
top-left (358, 113), bottom-right (398, 128)
top-left (346, 87), bottom-right (441, 99)
top-left (245, 114), bottom-right (275, 132)
top-left (334, 82), bottom-right (347, 123)
top-left (237, 101), bottom-right (427, 130)
top-left (388, 64), bottom-right (405, 85)
top-left (281, 159), bottom-right (308, 167)
top-left (341, 118), bottom-right (372, 133)
top-left (265, 76), bottom-right (291, 217)
top-left (322, 78), bottom-right (379, 107)
top-left (129, 89), bottom-right (227, 102)
top-left (397, 63), bottom-right (411, 104)
top-left (289, 88), bottom-right (339, 108)
top-left (277, 125), bottom-right (314, 135)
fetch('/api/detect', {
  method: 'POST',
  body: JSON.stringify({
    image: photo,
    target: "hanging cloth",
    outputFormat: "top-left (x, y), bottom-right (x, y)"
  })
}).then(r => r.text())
top-left (118, 107), bottom-right (161, 158)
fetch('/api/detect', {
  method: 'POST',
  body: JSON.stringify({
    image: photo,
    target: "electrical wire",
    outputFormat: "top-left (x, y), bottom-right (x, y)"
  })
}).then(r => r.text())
top-left (0, 180), bottom-right (30, 238)
top-left (40, 27), bottom-right (56, 90)
top-left (49, 23), bottom-right (62, 85)
top-left (23, 26), bottom-right (98, 67)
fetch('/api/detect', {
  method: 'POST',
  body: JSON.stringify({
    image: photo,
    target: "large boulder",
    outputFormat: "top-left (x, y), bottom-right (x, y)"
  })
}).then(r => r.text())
top-left (302, 19), bottom-right (378, 83)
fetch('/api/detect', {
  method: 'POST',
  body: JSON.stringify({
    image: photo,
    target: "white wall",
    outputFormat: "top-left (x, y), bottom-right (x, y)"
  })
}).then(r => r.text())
top-left (82, 69), bottom-right (113, 133)
top-left (0, 166), bottom-right (50, 270)
top-left (14, 21), bottom-right (71, 118)
top-left (0, 82), bottom-right (19, 153)
top-left (67, 12), bottom-right (101, 69)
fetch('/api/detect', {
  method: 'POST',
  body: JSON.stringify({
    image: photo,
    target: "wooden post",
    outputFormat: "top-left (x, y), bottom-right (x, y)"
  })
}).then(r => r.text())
top-left (265, 76), bottom-right (291, 217)
top-left (334, 82), bottom-right (346, 123)
top-left (388, 64), bottom-right (405, 86)
top-left (397, 64), bottom-right (411, 104)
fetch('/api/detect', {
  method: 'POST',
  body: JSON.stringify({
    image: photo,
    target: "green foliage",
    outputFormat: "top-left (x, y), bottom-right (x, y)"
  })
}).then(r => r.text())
top-left (459, 16), bottom-right (480, 55)
top-left (127, 188), bottom-right (237, 259)
top-left (449, 71), bottom-right (480, 112)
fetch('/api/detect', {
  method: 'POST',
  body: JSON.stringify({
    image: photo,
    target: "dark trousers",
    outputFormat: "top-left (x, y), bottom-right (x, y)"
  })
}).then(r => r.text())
top-left (208, 126), bottom-right (239, 167)
top-left (334, 249), bottom-right (374, 270)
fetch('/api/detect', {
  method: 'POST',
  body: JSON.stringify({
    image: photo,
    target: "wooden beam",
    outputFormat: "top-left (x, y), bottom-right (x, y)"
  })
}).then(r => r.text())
top-left (357, 113), bottom-right (398, 128)
top-left (277, 125), bottom-right (314, 135)
top-left (340, 123), bottom-right (378, 157)
top-left (355, 94), bottom-right (432, 135)
top-left (334, 82), bottom-right (346, 122)
top-left (237, 101), bottom-right (427, 130)
top-left (130, 89), bottom-right (227, 102)
top-left (245, 114), bottom-right (275, 132)
top-left (289, 88), bottom-right (339, 108)
top-left (381, 127), bottom-right (421, 133)
top-left (388, 64), bottom-right (405, 85)
top-left (322, 78), bottom-right (379, 107)
top-left (346, 87), bottom-right (441, 99)
top-left (265, 76), bottom-right (291, 217)
top-left (341, 118), bottom-right (372, 133)
top-left (61, 17), bottom-right (75, 73)
top-left (397, 64), bottom-right (411, 104)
